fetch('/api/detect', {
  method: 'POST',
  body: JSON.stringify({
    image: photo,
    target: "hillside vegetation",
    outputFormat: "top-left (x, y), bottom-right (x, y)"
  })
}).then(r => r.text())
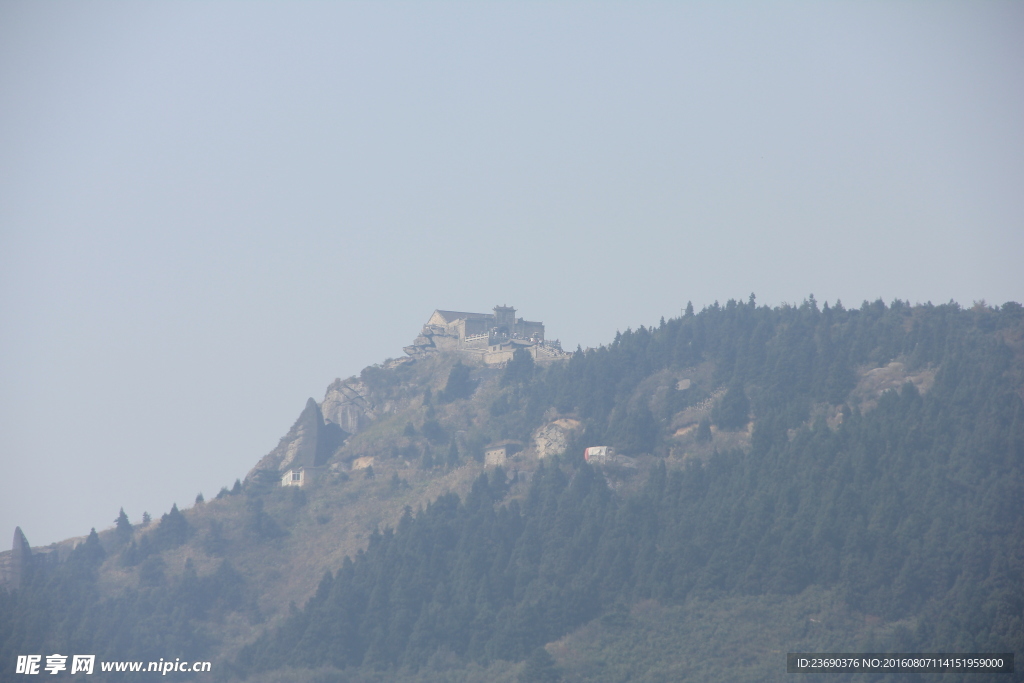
top-left (2, 297), bottom-right (1022, 682)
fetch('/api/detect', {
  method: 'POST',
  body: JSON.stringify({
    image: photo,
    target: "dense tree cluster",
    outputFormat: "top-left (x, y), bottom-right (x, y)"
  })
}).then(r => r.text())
top-left (486, 297), bottom-right (1023, 460)
top-left (0, 523), bottom-right (247, 680)
top-left (2, 298), bottom-right (1021, 681)
top-left (242, 364), bottom-right (1022, 673)
top-left (236, 299), bottom-right (1023, 677)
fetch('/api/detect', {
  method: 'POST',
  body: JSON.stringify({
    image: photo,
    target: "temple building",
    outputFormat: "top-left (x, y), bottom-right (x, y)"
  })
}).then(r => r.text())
top-left (404, 305), bottom-right (569, 365)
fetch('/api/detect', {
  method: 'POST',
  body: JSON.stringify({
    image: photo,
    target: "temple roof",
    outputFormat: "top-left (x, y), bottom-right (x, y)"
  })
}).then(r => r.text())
top-left (433, 310), bottom-right (494, 323)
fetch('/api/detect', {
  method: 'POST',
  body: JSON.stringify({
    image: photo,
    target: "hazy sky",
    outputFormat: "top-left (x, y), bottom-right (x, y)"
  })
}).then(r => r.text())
top-left (2, 2), bottom-right (1022, 547)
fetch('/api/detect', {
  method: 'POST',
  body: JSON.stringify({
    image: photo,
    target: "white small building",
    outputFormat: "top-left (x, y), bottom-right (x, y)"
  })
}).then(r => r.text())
top-left (281, 467), bottom-right (319, 487)
top-left (583, 446), bottom-right (615, 464)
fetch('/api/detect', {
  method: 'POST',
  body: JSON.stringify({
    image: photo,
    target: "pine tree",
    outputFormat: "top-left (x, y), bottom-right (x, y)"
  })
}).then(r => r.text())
top-left (155, 503), bottom-right (189, 548)
top-left (713, 382), bottom-right (750, 430)
top-left (114, 508), bottom-right (133, 544)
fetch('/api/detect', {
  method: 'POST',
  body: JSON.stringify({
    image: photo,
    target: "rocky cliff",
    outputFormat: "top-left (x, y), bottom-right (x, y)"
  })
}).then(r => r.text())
top-left (247, 397), bottom-right (347, 477)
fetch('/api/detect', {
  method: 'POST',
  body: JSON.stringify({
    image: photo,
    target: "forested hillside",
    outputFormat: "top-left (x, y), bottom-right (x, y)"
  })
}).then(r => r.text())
top-left (3, 298), bottom-right (1022, 682)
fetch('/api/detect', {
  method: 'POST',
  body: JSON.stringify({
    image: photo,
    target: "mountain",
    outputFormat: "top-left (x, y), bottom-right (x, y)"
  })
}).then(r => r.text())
top-left (1, 298), bottom-right (1022, 682)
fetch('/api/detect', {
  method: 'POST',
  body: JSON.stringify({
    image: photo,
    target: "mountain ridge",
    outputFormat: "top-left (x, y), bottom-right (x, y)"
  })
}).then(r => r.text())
top-left (2, 298), bottom-right (1022, 682)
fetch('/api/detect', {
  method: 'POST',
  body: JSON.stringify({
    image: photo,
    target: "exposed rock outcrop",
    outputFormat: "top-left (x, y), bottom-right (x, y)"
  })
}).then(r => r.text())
top-left (321, 378), bottom-right (376, 434)
top-left (532, 418), bottom-right (581, 458)
top-left (249, 398), bottom-right (347, 477)
top-left (2, 527), bottom-right (32, 589)
top-left (850, 361), bottom-right (936, 413)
